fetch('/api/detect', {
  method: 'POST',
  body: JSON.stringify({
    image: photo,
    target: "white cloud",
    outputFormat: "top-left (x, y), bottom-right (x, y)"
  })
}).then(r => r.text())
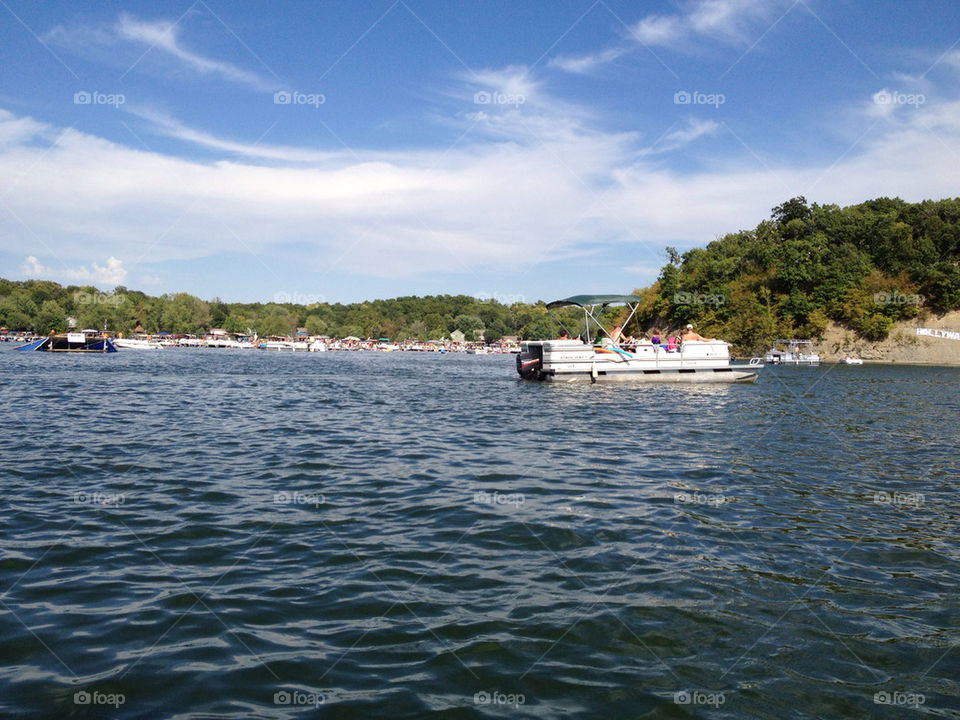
top-left (551, 0), bottom-right (787, 74)
top-left (632, 15), bottom-right (686, 47)
top-left (645, 0), bottom-right (784, 47)
top-left (21, 256), bottom-right (47, 277)
top-left (549, 47), bottom-right (627, 74)
top-left (2, 82), bottom-right (960, 288)
top-left (942, 50), bottom-right (960, 69)
top-left (21, 255), bottom-right (128, 287)
top-left (115, 14), bottom-right (276, 91)
top-left (645, 118), bottom-right (720, 154)
top-left (45, 13), bottom-right (277, 91)
top-left (129, 106), bottom-right (335, 163)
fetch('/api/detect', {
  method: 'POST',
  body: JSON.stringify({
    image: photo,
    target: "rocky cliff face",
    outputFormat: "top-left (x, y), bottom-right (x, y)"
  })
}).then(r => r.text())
top-left (818, 311), bottom-right (960, 364)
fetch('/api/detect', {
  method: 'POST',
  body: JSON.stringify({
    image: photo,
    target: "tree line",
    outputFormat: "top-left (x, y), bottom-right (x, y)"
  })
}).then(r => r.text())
top-left (0, 281), bottom-right (567, 342)
top-left (3, 196), bottom-right (958, 351)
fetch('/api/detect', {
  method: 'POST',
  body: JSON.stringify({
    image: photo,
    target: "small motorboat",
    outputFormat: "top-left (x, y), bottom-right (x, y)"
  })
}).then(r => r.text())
top-left (840, 356), bottom-right (863, 365)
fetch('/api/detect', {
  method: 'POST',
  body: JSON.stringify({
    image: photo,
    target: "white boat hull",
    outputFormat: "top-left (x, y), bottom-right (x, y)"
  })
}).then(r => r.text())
top-left (114, 338), bottom-right (162, 350)
top-left (518, 340), bottom-right (760, 383)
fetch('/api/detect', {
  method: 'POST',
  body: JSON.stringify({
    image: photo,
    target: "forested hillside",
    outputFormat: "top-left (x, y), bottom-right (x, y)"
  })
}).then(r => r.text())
top-left (628, 197), bottom-right (960, 353)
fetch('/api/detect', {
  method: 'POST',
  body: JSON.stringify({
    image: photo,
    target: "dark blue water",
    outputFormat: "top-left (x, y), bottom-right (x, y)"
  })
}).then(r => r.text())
top-left (1, 346), bottom-right (958, 718)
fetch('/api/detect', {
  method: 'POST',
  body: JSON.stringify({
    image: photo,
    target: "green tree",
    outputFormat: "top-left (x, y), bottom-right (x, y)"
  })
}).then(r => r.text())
top-left (35, 300), bottom-right (66, 334)
top-left (305, 315), bottom-right (327, 336)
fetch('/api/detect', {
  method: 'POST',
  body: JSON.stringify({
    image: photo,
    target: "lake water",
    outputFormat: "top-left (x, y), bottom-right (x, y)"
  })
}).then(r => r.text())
top-left (1, 346), bottom-right (958, 718)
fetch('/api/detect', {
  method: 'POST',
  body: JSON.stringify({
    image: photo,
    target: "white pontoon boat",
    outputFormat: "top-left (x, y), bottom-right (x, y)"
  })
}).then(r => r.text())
top-left (764, 340), bottom-right (820, 365)
top-left (517, 295), bottom-right (762, 384)
top-left (113, 337), bottom-right (163, 350)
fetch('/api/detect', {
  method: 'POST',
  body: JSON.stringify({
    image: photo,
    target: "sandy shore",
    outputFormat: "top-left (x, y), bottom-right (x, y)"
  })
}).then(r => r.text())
top-left (818, 310), bottom-right (960, 365)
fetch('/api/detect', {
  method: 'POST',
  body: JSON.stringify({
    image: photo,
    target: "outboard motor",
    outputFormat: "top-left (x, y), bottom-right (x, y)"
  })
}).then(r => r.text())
top-left (516, 343), bottom-right (543, 380)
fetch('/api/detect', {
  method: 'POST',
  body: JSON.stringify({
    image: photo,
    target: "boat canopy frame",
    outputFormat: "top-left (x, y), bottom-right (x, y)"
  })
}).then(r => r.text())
top-left (545, 294), bottom-right (645, 344)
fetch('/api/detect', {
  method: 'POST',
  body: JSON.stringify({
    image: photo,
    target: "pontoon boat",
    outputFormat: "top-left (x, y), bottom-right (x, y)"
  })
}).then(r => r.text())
top-left (517, 295), bottom-right (761, 383)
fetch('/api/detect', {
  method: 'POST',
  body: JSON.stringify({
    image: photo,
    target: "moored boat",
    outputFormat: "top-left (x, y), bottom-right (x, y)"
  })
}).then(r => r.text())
top-left (517, 295), bottom-right (762, 383)
top-left (114, 337), bottom-right (162, 350)
top-left (764, 339), bottom-right (820, 365)
top-left (18, 331), bottom-right (117, 353)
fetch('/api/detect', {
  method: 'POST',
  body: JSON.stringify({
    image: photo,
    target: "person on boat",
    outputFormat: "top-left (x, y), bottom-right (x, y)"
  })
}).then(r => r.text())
top-left (681, 324), bottom-right (717, 342)
top-left (558, 330), bottom-right (570, 339)
top-left (608, 324), bottom-right (635, 346)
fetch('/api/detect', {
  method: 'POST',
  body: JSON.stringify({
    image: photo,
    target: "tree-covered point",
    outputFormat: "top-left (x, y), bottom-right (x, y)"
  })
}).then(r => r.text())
top-left (0, 280), bottom-right (582, 342)
top-left (624, 196), bottom-right (960, 353)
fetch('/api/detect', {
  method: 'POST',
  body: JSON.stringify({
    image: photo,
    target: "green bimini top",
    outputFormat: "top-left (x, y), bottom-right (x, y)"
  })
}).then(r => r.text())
top-left (545, 294), bottom-right (645, 309)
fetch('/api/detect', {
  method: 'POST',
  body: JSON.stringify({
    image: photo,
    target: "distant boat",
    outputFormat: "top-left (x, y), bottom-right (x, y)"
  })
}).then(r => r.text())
top-left (765, 339), bottom-right (821, 365)
top-left (114, 337), bottom-right (162, 350)
top-left (840, 356), bottom-right (863, 365)
top-left (18, 331), bottom-right (117, 353)
top-left (261, 340), bottom-right (296, 351)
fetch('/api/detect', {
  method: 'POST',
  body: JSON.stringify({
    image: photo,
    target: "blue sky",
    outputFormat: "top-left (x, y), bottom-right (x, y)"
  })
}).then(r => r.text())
top-left (1, 0), bottom-right (958, 304)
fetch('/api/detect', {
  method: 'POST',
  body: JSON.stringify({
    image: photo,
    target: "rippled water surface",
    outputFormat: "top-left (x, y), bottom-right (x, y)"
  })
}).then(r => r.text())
top-left (1, 346), bottom-right (959, 718)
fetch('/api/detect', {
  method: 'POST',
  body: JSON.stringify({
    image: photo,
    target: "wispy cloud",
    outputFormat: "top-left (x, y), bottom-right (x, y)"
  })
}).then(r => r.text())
top-left (549, 47), bottom-right (627, 75)
top-left (646, 118), bottom-right (720, 154)
top-left (551, 0), bottom-right (791, 75)
top-left (129, 106), bottom-right (335, 164)
top-left (631, 14), bottom-right (686, 47)
top-left (943, 50), bottom-right (960, 69)
top-left (634, 0), bottom-right (787, 48)
top-left (45, 13), bottom-right (277, 91)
